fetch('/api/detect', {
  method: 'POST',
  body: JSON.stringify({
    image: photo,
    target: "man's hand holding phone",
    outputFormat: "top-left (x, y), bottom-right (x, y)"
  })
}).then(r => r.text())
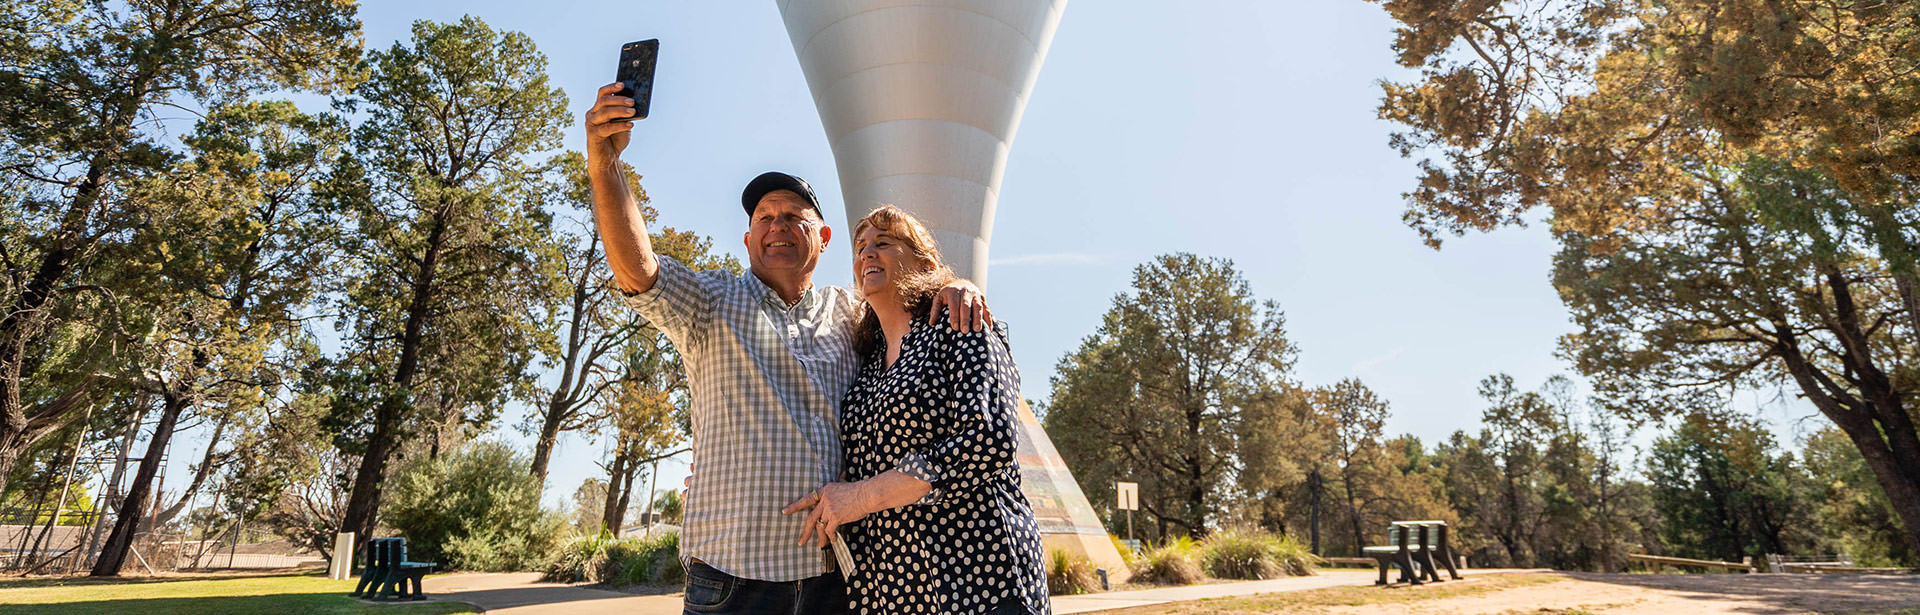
top-left (585, 83), bottom-right (638, 166)
top-left (585, 39), bottom-right (657, 169)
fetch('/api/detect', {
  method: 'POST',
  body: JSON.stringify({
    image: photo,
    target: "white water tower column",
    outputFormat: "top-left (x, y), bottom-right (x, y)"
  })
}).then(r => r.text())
top-left (776, 0), bottom-right (1066, 290)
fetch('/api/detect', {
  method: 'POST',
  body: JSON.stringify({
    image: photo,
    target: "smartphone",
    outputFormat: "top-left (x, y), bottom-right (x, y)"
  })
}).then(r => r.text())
top-left (615, 39), bottom-right (659, 121)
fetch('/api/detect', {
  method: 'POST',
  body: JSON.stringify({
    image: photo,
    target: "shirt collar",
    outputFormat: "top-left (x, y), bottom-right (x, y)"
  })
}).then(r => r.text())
top-left (747, 269), bottom-right (817, 311)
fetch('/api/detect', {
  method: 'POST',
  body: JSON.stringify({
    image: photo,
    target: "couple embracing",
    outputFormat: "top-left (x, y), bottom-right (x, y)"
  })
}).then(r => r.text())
top-left (585, 83), bottom-right (1049, 615)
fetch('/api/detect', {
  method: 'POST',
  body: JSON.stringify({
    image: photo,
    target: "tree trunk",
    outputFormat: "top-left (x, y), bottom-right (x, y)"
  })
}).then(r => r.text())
top-left (1343, 471), bottom-right (1364, 557)
top-left (340, 213), bottom-right (451, 545)
top-left (530, 236), bottom-right (603, 487)
top-left (90, 393), bottom-right (188, 576)
top-left (0, 68), bottom-right (152, 502)
top-left (529, 399), bottom-right (565, 487)
top-left (1827, 408), bottom-right (1920, 559)
top-left (601, 452), bottom-right (630, 532)
top-left (340, 407), bottom-right (398, 543)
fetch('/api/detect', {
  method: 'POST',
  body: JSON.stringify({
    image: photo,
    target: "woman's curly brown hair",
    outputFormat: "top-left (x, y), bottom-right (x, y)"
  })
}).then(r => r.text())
top-left (852, 205), bottom-right (954, 358)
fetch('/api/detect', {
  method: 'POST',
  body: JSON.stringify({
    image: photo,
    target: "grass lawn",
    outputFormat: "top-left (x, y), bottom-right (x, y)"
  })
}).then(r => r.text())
top-left (0, 572), bottom-right (480, 615)
top-left (1099, 573), bottom-right (1564, 615)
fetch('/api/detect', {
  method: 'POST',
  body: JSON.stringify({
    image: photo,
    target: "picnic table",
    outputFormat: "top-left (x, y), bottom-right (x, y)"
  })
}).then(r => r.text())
top-left (1362, 520), bottom-right (1461, 585)
top-left (349, 537), bottom-right (437, 601)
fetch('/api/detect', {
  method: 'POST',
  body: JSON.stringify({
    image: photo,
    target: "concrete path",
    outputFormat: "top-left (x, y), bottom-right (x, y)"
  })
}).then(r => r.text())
top-left (422, 568), bottom-right (1547, 614)
top-left (1052, 570), bottom-right (1384, 613)
top-left (423, 572), bottom-right (681, 615)
top-left (1050, 569), bottom-right (1548, 613)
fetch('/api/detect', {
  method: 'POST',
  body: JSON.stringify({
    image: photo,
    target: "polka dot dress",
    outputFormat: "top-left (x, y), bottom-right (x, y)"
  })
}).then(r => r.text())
top-left (840, 316), bottom-right (1049, 615)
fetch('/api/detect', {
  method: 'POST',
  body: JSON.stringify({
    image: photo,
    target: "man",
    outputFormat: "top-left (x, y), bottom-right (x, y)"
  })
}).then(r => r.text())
top-left (583, 83), bottom-right (990, 614)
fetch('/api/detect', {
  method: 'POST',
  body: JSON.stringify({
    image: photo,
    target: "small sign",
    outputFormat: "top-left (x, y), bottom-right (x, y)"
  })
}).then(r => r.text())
top-left (1116, 481), bottom-right (1139, 511)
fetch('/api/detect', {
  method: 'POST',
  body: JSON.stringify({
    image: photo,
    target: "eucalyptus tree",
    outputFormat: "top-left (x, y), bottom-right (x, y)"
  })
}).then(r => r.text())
top-left (326, 17), bottom-right (571, 542)
top-left (0, 0), bottom-right (360, 499)
top-left (1371, 0), bottom-right (1920, 556)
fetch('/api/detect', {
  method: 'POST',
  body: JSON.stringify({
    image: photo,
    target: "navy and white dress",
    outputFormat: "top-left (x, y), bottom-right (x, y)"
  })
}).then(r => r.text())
top-left (839, 316), bottom-right (1049, 615)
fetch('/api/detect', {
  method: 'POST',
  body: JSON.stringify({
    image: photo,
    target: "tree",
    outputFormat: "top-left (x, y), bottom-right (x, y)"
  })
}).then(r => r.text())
top-left (327, 17), bottom-right (571, 544)
top-left (524, 155), bottom-right (735, 487)
top-left (1044, 253), bottom-right (1297, 537)
top-left (598, 338), bottom-right (691, 533)
top-left (1646, 411), bottom-right (1821, 561)
top-left (1583, 385), bottom-right (1639, 571)
top-left (0, 0), bottom-right (359, 502)
top-left (1371, 0), bottom-right (1920, 557)
top-left (1315, 379), bottom-right (1392, 556)
top-left (568, 477), bottom-right (608, 533)
top-left (93, 101), bottom-right (345, 576)
top-left (1479, 374), bottom-right (1553, 566)
top-left (1803, 426), bottom-right (1917, 566)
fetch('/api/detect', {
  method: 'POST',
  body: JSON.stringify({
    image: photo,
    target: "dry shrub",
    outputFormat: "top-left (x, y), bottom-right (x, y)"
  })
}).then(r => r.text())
top-left (1129, 536), bottom-right (1204, 585)
top-left (1047, 548), bottom-right (1101, 595)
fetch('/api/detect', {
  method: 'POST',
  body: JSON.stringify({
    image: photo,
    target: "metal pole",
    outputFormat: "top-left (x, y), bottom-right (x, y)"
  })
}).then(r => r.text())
top-left (28, 408), bottom-right (91, 571)
top-left (640, 459), bottom-right (660, 534)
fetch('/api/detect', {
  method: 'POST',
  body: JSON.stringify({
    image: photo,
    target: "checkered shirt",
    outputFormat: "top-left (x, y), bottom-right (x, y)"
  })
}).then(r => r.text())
top-left (625, 255), bottom-right (860, 582)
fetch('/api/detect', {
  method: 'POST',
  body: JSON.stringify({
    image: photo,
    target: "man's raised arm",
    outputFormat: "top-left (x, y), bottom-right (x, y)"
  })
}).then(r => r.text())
top-left (585, 82), bottom-right (659, 295)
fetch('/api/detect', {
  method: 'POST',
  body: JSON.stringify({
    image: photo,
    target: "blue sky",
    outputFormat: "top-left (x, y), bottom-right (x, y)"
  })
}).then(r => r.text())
top-left (148, 1), bottom-right (1815, 510)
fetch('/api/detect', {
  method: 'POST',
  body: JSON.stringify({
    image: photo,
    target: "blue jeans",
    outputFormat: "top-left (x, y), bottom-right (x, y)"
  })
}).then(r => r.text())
top-left (683, 561), bottom-right (848, 615)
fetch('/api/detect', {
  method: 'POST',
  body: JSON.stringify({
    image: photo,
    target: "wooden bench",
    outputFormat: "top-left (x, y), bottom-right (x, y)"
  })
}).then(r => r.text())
top-left (349, 537), bottom-right (437, 600)
top-left (1362, 521), bottom-right (1461, 585)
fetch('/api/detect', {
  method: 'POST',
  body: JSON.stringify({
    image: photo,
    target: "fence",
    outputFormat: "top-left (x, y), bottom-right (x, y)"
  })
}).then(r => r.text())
top-left (0, 522), bottom-right (323, 575)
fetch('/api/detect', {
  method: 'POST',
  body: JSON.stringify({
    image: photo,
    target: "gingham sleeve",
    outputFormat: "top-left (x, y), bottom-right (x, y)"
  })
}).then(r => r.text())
top-left (894, 320), bottom-right (1020, 502)
top-left (623, 255), bottom-right (712, 342)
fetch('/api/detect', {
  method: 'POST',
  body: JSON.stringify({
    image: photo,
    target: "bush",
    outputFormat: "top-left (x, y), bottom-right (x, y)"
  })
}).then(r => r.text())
top-left (1199, 529), bottom-right (1316, 579)
top-left (1047, 549), bottom-right (1101, 595)
top-left (543, 531), bottom-right (683, 586)
top-left (384, 441), bottom-right (567, 571)
top-left (1129, 536), bottom-right (1204, 585)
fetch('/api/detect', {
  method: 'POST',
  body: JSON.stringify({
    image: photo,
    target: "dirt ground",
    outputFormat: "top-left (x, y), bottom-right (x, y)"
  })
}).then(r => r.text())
top-left (1326, 573), bottom-right (1920, 615)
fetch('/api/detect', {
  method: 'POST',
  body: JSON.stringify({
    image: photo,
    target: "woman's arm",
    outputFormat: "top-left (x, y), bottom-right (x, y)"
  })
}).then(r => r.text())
top-left (783, 471), bottom-right (932, 548)
top-left (893, 327), bottom-right (1021, 499)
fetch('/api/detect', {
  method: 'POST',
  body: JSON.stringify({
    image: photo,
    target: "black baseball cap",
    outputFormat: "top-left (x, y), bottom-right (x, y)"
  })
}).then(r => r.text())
top-left (741, 171), bottom-right (825, 220)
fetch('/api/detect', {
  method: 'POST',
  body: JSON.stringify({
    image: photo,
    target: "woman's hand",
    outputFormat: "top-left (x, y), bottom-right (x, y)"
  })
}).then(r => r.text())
top-left (784, 482), bottom-right (872, 548)
top-left (784, 471), bottom-right (934, 548)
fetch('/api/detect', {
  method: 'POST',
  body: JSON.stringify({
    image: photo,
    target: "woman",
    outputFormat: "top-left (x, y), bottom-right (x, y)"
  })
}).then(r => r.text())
top-left (783, 205), bottom-right (1048, 615)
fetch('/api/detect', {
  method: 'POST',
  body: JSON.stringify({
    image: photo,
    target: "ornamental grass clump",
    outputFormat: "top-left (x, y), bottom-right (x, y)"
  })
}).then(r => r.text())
top-left (1199, 529), bottom-right (1318, 579)
top-left (543, 531), bottom-right (682, 585)
top-left (1129, 536), bottom-right (1204, 585)
top-left (1047, 548), bottom-right (1101, 595)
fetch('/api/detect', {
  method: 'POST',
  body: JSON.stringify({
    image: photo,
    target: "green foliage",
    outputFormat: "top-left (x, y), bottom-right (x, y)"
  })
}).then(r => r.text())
top-left (541, 531), bottom-right (683, 586)
top-left (1110, 534), bottom-right (1138, 565)
top-left (1803, 427), bottom-right (1918, 566)
top-left (1046, 549), bottom-right (1100, 595)
top-left (1199, 529), bottom-right (1316, 580)
top-left (326, 15), bottom-right (575, 539)
top-left (1646, 413), bottom-right (1822, 562)
top-left (1371, 0), bottom-right (1920, 559)
top-left (0, 0), bottom-right (362, 498)
top-left (384, 441), bottom-right (565, 571)
top-left (1045, 253), bottom-right (1298, 539)
top-left (653, 489), bottom-right (684, 525)
top-left (1129, 536), bottom-right (1204, 586)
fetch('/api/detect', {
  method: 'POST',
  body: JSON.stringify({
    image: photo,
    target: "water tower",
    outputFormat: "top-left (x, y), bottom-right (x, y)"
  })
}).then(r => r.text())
top-left (777, 0), bottom-right (1128, 580)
